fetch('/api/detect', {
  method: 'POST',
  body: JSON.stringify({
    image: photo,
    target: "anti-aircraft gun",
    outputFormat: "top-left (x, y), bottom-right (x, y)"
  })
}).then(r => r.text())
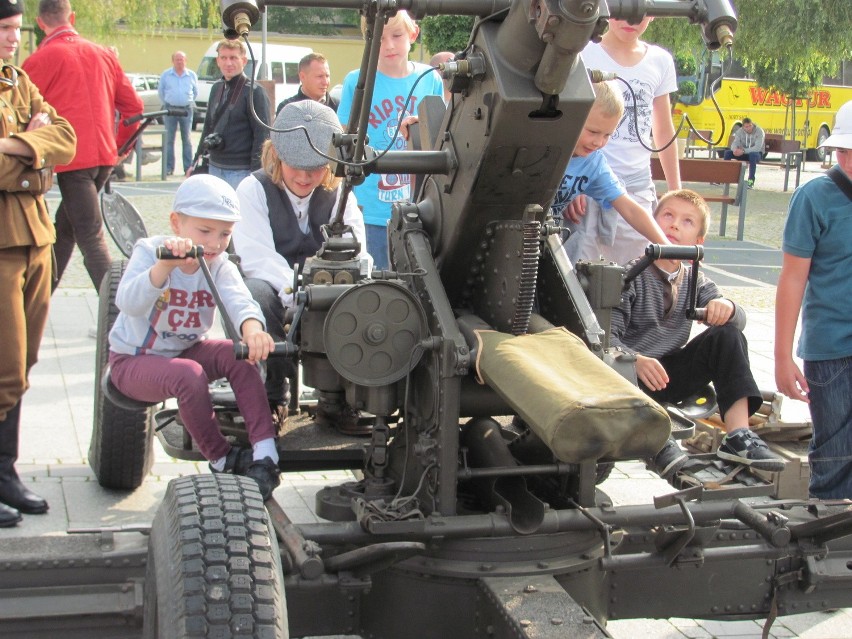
top-left (150, 0), bottom-right (852, 636)
top-left (145, 0), bottom-right (852, 636)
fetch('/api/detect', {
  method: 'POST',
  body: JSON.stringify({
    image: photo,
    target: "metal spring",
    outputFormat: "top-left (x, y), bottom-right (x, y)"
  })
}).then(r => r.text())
top-left (511, 220), bottom-right (541, 335)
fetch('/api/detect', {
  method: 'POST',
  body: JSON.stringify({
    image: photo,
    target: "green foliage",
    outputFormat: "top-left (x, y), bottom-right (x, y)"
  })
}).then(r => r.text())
top-left (644, 18), bottom-right (702, 60)
top-left (420, 15), bottom-right (475, 56)
top-left (21, 1), bottom-right (357, 38)
top-left (265, 8), bottom-right (359, 36)
top-left (733, 0), bottom-right (852, 95)
top-left (674, 51), bottom-right (697, 77)
top-left (677, 80), bottom-right (697, 97)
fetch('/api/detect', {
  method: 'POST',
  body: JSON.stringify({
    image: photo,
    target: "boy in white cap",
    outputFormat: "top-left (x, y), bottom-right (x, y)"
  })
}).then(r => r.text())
top-left (234, 100), bottom-right (370, 435)
top-left (775, 99), bottom-right (852, 499)
top-left (108, 174), bottom-right (280, 500)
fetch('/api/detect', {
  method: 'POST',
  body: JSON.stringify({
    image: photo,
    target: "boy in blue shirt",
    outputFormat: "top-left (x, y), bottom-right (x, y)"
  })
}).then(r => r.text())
top-left (552, 81), bottom-right (668, 263)
top-left (337, 10), bottom-right (443, 269)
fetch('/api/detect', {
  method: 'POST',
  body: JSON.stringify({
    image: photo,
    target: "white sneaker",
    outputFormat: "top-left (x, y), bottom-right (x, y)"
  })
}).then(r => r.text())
top-left (87, 325), bottom-right (97, 339)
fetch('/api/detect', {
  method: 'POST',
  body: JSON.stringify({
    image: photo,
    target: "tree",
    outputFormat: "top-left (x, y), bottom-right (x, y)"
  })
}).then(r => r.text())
top-left (420, 15), bottom-right (474, 56)
top-left (731, 0), bottom-right (852, 142)
top-left (21, 0), bottom-right (356, 37)
top-left (265, 8), bottom-right (359, 36)
top-left (21, 0), bottom-right (221, 36)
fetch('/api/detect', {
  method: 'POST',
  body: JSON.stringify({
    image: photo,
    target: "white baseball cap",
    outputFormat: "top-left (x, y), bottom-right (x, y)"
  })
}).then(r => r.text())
top-left (820, 100), bottom-right (852, 150)
top-left (172, 174), bottom-right (241, 222)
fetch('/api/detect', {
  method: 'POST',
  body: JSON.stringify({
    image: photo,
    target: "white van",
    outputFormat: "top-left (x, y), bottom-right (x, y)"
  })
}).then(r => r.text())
top-left (194, 42), bottom-right (313, 128)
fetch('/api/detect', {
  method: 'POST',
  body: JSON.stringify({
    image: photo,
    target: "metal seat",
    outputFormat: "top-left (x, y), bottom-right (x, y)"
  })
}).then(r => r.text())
top-left (671, 384), bottom-right (718, 420)
top-left (100, 364), bottom-right (158, 411)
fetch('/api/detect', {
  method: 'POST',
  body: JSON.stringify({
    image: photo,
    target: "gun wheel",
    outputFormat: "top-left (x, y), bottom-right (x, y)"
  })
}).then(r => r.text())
top-left (89, 259), bottom-right (155, 489)
top-left (142, 474), bottom-right (288, 639)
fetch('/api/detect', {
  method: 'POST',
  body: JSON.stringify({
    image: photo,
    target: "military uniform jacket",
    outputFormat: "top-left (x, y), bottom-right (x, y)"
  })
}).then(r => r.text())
top-left (0, 65), bottom-right (76, 249)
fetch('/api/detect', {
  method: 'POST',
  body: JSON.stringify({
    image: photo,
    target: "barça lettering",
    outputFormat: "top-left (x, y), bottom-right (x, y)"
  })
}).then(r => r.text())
top-left (160, 288), bottom-right (215, 333)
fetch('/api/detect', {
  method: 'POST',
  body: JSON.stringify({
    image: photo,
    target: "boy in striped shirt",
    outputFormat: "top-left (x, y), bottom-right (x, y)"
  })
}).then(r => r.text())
top-left (611, 189), bottom-right (784, 478)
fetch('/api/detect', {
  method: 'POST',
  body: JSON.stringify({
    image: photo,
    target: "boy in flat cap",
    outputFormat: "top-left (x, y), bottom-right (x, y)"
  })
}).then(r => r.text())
top-left (0, 0), bottom-right (76, 526)
top-left (233, 100), bottom-right (371, 435)
top-left (107, 175), bottom-right (281, 500)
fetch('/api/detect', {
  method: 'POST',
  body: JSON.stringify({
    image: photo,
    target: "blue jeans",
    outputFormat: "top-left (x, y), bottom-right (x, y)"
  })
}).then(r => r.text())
top-left (804, 356), bottom-right (852, 499)
top-left (209, 166), bottom-right (251, 191)
top-left (723, 149), bottom-right (761, 181)
top-left (365, 223), bottom-right (389, 270)
top-left (163, 108), bottom-right (193, 174)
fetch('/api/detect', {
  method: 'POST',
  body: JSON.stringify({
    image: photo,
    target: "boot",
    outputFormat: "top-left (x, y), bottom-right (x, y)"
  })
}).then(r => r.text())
top-left (0, 402), bottom-right (49, 514)
top-left (0, 502), bottom-right (21, 527)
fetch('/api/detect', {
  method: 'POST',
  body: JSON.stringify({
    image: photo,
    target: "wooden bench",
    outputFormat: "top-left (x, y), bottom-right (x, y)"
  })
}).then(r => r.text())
top-left (761, 133), bottom-right (804, 192)
top-left (684, 129), bottom-right (715, 158)
top-left (651, 156), bottom-right (749, 241)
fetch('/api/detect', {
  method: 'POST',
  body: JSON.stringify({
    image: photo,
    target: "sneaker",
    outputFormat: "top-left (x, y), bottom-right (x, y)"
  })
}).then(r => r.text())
top-left (746, 178), bottom-right (755, 189)
top-left (648, 437), bottom-right (688, 480)
top-left (209, 445), bottom-right (252, 475)
top-left (245, 457), bottom-right (281, 501)
top-left (717, 429), bottom-right (786, 472)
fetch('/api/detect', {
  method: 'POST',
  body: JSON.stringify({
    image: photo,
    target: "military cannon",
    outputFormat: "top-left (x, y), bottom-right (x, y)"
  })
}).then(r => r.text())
top-left (143, 0), bottom-right (852, 636)
top-left (2, 1), bottom-right (851, 638)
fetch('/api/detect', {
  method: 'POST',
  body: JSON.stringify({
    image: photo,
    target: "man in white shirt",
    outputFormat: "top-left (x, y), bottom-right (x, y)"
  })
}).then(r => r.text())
top-left (159, 51), bottom-right (198, 175)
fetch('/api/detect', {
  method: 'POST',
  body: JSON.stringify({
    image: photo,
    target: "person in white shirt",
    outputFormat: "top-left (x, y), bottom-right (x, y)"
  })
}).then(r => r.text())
top-left (580, 17), bottom-right (681, 264)
top-left (234, 100), bottom-right (371, 435)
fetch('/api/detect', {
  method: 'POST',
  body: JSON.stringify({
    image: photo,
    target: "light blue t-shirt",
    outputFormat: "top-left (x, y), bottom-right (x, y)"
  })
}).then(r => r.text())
top-left (337, 63), bottom-right (444, 227)
top-left (782, 172), bottom-right (852, 361)
top-left (550, 150), bottom-right (624, 222)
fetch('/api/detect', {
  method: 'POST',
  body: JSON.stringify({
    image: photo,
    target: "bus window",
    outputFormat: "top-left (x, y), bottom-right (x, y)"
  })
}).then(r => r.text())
top-left (271, 62), bottom-right (284, 84)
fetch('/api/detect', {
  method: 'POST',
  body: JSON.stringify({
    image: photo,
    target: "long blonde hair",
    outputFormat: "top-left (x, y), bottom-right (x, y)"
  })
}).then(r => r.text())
top-left (260, 140), bottom-right (340, 191)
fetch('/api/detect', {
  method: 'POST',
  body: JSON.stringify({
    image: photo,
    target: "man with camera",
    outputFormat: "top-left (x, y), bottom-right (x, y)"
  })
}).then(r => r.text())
top-left (191, 39), bottom-right (270, 190)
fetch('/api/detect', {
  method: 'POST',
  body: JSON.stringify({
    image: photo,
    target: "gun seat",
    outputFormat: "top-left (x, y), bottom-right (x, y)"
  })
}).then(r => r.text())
top-left (474, 327), bottom-right (670, 463)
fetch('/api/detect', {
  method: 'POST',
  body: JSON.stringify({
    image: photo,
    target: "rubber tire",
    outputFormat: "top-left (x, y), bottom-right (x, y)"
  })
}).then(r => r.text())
top-left (143, 474), bottom-right (288, 639)
top-left (807, 126), bottom-right (830, 162)
top-left (89, 260), bottom-right (155, 489)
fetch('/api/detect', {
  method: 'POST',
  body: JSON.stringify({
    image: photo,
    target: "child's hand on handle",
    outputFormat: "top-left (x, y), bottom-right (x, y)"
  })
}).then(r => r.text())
top-left (240, 319), bottom-right (275, 364)
top-left (160, 237), bottom-right (197, 263)
top-left (701, 298), bottom-right (734, 326)
top-left (149, 238), bottom-right (197, 287)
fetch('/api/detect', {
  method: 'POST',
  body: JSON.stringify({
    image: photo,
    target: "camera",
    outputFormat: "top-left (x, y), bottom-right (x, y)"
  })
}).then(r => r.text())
top-left (202, 132), bottom-right (224, 151)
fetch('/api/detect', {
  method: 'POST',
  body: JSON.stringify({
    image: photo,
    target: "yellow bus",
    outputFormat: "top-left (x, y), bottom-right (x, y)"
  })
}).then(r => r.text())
top-left (672, 54), bottom-right (852, 163)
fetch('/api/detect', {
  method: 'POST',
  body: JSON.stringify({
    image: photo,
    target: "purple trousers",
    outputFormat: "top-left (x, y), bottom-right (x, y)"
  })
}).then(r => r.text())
top-left (109, 339), bottom-right (274, 462)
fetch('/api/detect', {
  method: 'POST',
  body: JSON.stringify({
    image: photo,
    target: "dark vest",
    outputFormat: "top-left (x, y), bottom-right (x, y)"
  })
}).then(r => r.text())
top-left (253, 170), bottom-right (337, 270)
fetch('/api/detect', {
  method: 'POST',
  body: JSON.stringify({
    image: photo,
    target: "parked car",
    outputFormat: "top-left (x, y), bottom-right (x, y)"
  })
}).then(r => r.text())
top-left (126, 73), bottom-right (163, 122)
